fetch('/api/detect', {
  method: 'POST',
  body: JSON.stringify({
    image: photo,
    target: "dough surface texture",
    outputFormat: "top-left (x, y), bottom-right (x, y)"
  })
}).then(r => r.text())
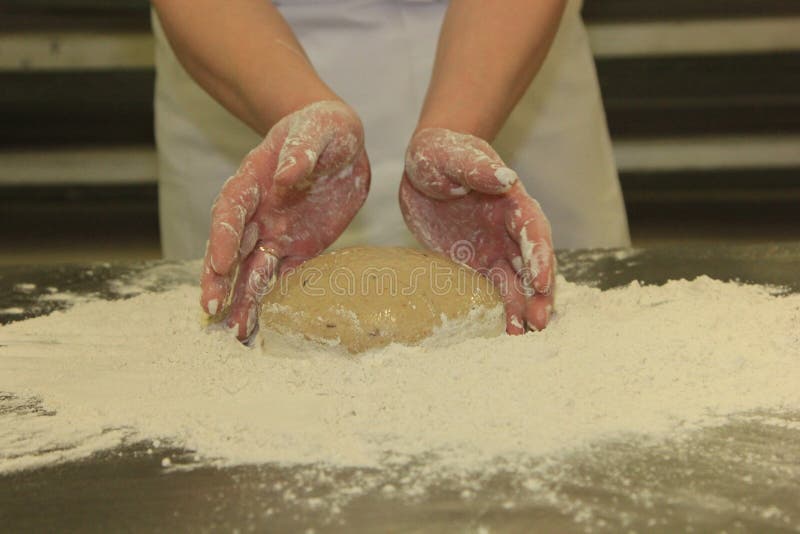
top-left (259, 247), bottom-right (504, 354)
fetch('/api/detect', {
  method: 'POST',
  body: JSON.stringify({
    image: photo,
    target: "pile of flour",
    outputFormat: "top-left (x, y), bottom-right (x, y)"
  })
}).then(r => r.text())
top-left (1, 273), bottom-right (799, 488)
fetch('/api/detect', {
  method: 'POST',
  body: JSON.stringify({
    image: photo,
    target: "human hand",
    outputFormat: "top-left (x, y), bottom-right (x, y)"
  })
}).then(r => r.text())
top-left (200, 101), bottom-right (370, 340)
top-left (399, 128), bottom-right (555, 334)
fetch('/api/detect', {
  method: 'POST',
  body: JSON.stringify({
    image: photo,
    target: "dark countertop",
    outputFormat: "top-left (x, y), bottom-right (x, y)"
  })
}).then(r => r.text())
top-left (1, 244), bottom-right (799, 533)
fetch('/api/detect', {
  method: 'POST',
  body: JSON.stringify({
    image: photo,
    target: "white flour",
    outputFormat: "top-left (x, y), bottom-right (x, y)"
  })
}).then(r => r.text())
top-left (1, 273), bottom-right (799, 511)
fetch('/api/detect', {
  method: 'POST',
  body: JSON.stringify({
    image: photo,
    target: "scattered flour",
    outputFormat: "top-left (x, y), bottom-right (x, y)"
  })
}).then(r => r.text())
top-left (1, 274), bottom-right (799, 513)
top-left (13, 283), bottom-right (37, 293)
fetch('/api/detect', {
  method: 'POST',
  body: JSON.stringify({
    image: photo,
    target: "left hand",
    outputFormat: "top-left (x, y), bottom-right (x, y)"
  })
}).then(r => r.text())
top-left (399, 128), bottom-right (556, 334)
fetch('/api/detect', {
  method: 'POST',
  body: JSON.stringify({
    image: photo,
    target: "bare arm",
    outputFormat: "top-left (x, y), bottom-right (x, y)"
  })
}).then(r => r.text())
top-left (417, 0), bottom-right (566, 141)
top-left (152, 0), bottom-right (339, 135)
top-left (155, 2), bottom-right (369, 339)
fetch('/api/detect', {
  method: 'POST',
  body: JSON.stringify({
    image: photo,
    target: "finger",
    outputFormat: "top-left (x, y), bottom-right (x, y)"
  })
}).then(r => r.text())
top-left (208, 147), bottom-right (271, 276)
top-left (502, 232), bottom-right (555, 331)
top-left (273, 132), bottom-right (327, 191)
top-left (526, 291), bottom-right (555, 332)
top-left (225, 246), bottom-right (280, 340)
top-left (489, 259), bottom-right (527, 335)
top-left (447, 135), bottom-right (518, 195)
top-left (239, 221), bottom-right (260, 258)
top-left (506, 186), bottom-right (556, 296)
top-left (405, 133), bottom-right (471, 199)
top-left (504, 234), bottom-right (525, 279)
top-left (200, 241), bottom-right (231, 318)
top-left (274, 103), bottom-right (362, 191)
top-left (398, 173), bottom-right (453, 254)
top-left (406, 129), bottom-right (518, 199)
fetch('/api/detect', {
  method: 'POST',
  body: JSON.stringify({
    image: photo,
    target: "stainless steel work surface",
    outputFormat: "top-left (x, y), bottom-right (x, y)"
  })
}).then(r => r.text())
top-left (1, 244), bottom-right (799, 533)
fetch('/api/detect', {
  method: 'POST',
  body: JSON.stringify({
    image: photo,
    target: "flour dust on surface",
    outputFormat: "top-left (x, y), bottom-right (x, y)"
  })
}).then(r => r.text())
top-left (1, 264), bottom-right (799, 531)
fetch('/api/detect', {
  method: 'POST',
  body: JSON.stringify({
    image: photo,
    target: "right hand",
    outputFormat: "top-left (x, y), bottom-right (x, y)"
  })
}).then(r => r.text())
top-left (200, 101), bottom-right (370, 340)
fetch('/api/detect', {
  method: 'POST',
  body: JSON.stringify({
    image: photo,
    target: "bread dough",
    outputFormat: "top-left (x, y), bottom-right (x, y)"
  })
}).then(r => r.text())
top-left (259, 247), bottom-right (504, 354)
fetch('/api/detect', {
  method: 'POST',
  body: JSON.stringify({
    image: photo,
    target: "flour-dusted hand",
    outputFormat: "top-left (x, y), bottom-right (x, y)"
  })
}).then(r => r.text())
top-left (399, 128), bottom-right (555, 334)
top-left (200, 101), bottom-right (370, 340)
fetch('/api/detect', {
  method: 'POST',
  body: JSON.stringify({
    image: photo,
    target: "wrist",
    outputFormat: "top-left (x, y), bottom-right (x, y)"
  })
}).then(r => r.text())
top-left (248, 74), bottom-right (342, 135)
top-left (414, 117), bottom-right (490, 142)
top-left (415, 94), bottom-right (498, 142)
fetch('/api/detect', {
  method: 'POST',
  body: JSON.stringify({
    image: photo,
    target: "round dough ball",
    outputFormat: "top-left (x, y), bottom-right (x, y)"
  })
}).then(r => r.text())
top-left (259, 247), bottom-right (504, 354)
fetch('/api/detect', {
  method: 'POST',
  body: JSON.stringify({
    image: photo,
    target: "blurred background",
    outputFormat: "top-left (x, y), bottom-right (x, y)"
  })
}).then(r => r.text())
top-left (1, 0), bottom-right (799, 265)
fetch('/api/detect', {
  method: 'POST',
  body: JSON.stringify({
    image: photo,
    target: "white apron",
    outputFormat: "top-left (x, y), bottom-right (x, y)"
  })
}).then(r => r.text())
top-left (152, 0), bottom-right (630, 259)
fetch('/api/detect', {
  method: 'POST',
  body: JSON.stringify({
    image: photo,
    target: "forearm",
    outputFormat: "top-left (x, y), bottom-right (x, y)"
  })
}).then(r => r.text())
top-left (152, 0), bottom-right (339, 135)
top-left (417, 0), bottom-right (566, 141)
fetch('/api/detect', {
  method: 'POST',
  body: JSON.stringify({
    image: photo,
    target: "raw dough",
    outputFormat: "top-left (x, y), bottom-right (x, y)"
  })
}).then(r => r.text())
top-left (259, 247), bottom-right (504, 354)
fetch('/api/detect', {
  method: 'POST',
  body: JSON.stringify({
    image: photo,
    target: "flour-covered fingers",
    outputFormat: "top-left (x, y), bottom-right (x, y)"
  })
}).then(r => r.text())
top-left (273, 128), bottom-right (327, 191)
top-left (200, 243), bottom-right (231, 318)
top-left (208, 148), bottom-right (270, 277)
top-left (446, 133), bottom-right (517, 195)
top-left (238, 221), bottom-right (260, 258)
top-left (274, 101), bottom-right (363, 192)
top-left (526, 290), bottom-right (555, 332)
top-left (405, 128), bottom-right (518, 200)
top-left (405, 129), bottom-right (471, 199)
top-left (225, 246), bottom-right (280, 340)
top-left (506, 187), bottom-right (555, 299)
top-left (489, 258), bottom-right (527, 335)
top-left (504, 234), bottom-right (525, 282)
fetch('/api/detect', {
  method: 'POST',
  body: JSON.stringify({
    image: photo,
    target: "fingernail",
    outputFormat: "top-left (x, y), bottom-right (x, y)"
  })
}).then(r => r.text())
top-left (494, 167), bottom-right (518, 188)
top-left (207, 299), bottom-right (219, 316)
